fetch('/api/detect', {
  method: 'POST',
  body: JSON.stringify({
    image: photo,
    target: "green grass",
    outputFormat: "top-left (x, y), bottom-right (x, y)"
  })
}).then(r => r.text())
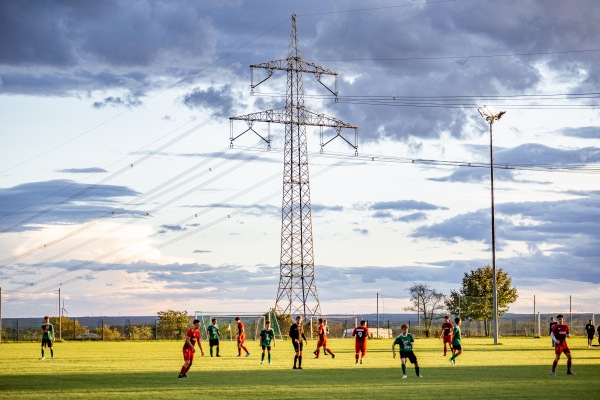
top-left (1, 336), bottom-right (599, 399)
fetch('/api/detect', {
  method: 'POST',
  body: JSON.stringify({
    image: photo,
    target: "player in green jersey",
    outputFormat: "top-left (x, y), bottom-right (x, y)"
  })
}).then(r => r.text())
top-left (259, 320), bottom-right (276, 364)
top-left (206, 318), bottom-right (221, 357)
top-left (450, 317), bottom-right (462, 365)
top-left (392, 324), bottom-right (422, 378)
top-left (40, 316), bottom-right (55, 360)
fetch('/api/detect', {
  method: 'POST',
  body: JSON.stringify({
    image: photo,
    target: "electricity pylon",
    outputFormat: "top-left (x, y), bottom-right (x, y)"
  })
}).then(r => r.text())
top-left (229, 14), bottom-right (358, 318)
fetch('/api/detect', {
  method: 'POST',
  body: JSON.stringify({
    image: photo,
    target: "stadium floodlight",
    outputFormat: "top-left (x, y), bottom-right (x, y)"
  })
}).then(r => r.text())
top-left (477, 106), bottom-right (506, 346)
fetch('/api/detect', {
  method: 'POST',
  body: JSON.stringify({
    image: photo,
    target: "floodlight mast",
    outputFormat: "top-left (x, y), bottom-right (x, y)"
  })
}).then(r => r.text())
top-left (229, 14), bottom-right (358, 319)
top-left (477, 106), bottom-right (506, 345)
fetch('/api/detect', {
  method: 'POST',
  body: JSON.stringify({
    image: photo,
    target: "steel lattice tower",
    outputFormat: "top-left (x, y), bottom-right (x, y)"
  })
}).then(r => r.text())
top-left (229, 14), bottom-right (358, 318)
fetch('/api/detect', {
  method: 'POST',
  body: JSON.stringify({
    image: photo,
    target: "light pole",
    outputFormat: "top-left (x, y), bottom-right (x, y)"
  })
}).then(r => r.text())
top-left (477, 106), bottom-right (505, 345)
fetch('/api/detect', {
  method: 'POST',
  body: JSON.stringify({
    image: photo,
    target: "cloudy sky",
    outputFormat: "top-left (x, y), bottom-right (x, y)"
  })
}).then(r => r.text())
top-left (1, 0), bottom-right (599, 318)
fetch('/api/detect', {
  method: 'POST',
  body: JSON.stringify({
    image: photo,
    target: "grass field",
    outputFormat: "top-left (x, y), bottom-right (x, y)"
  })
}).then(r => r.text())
top-left (1, 336), bottom-right (599, 399)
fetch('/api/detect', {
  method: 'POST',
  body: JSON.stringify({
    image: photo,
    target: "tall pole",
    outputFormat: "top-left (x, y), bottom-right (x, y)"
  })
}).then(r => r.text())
top-left (58, 288), bottom-right (62, 341)
top-left (489, 119), bottom-right (499, 344)
top-left (376, 293), bottom-right (379, 338)
top-left (478, 107), bottom-right (505, 345)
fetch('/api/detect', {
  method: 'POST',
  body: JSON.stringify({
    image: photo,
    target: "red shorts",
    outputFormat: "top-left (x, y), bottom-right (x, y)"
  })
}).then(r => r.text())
top-left (443, 335), bottom-right (452, 344)
top-left (317, 339), bottom-right (327, 347)
top-left (355, 342), bottom-right (367, 355)
top-left (554, 342), bottom-right (570, 355)
top-left (183, 347), bottom-right (195, 361)
top-left (237, 333), bottom-right (246, 344)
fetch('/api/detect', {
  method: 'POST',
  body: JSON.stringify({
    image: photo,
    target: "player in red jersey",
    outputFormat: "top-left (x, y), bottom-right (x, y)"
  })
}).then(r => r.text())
top-left (440, 315), bottom-right (454, 356)
top-left (313, 318), bottom-right (335, 359)
top-left (550, 314), bottom-right (575, 375)
top-left (178, 319), bottom-right (204, 379)
top-left (352, 320), bottom-right (372, 365)
top-left (235, 317), bottom-right (250, 357)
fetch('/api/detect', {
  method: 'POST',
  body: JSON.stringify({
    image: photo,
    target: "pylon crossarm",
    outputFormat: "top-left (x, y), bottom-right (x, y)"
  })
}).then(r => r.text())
top-left (302, 109), bottom-right (357, 129)
top-left (230, 108), bottom-right (288, 124)
top-left (250, 59), bottom-right (338, 76)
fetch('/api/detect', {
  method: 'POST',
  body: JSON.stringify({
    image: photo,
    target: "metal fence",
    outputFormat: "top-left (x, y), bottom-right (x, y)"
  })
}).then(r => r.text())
top-left (1, 313), bottom-right (598, 342)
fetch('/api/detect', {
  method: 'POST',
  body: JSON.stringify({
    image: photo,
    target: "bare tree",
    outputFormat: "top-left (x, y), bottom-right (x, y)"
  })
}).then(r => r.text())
top-left (405, 283), bottom-right (446, 337)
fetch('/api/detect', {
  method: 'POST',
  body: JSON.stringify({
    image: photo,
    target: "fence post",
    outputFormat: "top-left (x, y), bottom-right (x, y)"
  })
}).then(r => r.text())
top-left (154, 319), bottom-right (157, 340)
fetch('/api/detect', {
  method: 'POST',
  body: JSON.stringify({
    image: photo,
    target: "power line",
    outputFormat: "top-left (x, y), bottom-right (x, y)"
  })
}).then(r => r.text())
top-left (316, 47), bottom-right (600, 62)
top-left (233, 145), bottom-right (600, 175)
top-left (2, 160), bottom-right (345, 302)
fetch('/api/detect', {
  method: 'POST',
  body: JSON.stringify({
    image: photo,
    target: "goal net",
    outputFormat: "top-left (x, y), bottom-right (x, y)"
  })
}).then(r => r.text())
top-left (195, 311), bottom-right (283, 341)
top-left (308, 315), bottom-right (358, 339)
top-left (535, 312), bottom-right (595, 337)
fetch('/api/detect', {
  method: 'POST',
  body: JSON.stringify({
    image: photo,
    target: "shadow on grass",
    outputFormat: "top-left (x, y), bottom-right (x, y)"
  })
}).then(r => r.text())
top-left (1, 365), bottom-right (599, 399)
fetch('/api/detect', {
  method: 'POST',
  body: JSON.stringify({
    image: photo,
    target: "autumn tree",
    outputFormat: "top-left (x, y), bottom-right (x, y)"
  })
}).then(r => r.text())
top-left (131, 325), bottom-right (154, 340)
top-left (93, 325), bottom-right (122, 340)
top-left (50, 316), bottom-right (89, 340)
top-left (445, 265), bottom-right (518, 336)
top-left (405, 283), bottom-right (446, 337)
top-left (157, 309), bottom-right (191, 340)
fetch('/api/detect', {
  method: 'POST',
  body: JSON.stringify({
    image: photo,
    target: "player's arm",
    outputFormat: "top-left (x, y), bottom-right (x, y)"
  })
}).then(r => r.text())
top-left (185, 336), bottom-right (194, 350)
top-left (272, 332), bottom-right (276, 347)
top-left (197, 335), bottom-right (205, 356)
top-left (550, 330), bottom-right (559, 345)
top-left (302, 332), bottom-right (307, 344)
top-left (391, 341), bottom-right (397, 358)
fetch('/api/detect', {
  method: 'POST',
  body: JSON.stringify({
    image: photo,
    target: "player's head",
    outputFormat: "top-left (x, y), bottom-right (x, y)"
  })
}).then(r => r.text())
top-left (192, 319), bottom-right (200, 327)
top-left (556, 314), bottom-right (564, 323)
top-left (318, 318), bottom-right (323, 324)
top-left (400, 324), bottom-right (409, 333)
top-left (444, 315), bottom-right (450, 321)
top-left (324, 319), bottom-right (328, 325)
top-left (296, 315), bottom-right (302, 323)
top-left (550, 317), bottom-right (555, 321)
top-left (455, 317), bottom-right (461, 325)
top-left (235, 317), bottom-right (240, 322)
top-left (44, 316), bottom-right (49, 322)
top-left (360, 320), bottom-right (366, 326)
top-left (212, 318), bottom-right (217, 324)
top-left (265, 320), bottom-right (271, 326)
top-left (589, 319), bottom-right (593, 324)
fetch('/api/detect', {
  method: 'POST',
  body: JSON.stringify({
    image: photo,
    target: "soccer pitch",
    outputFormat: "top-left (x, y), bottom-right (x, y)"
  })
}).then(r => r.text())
top-left (1, 337), bottom-right (599, 399)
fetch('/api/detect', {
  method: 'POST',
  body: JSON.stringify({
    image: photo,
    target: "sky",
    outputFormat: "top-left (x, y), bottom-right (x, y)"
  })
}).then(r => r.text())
top-left (1, 0), bottom-right (599, 319)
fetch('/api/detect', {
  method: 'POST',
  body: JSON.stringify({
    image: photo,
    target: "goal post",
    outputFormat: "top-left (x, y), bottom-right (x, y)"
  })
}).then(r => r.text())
top-left (308, 315), bottom-right (358, 339)
top-left (536, 311), bottom-right (595, 337)
top-left (194, 311), bottom-right (283, 341)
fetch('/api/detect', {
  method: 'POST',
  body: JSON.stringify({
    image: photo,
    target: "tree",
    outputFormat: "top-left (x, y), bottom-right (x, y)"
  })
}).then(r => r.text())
top-left (93, 325), bottom-right (122, 340)
top-left (50, 316), bottom-right (89, 340)
top-left (157, 309), bottom-right (190, 340)
top-left (445, 265), bottom-right (518, 336)
top-left (130, 325), bottom-right (154, 340)
top-left (405, 283), bottom-right (446, 337)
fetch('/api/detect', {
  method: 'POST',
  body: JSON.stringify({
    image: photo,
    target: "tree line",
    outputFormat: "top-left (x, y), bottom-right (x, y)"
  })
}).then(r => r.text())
top-left (405, 265), bottom-right (518, 337)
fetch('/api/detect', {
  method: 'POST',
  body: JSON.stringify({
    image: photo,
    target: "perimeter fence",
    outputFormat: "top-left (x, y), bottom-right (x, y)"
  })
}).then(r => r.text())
top-left (1, 312), bottom-right (598, 342)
